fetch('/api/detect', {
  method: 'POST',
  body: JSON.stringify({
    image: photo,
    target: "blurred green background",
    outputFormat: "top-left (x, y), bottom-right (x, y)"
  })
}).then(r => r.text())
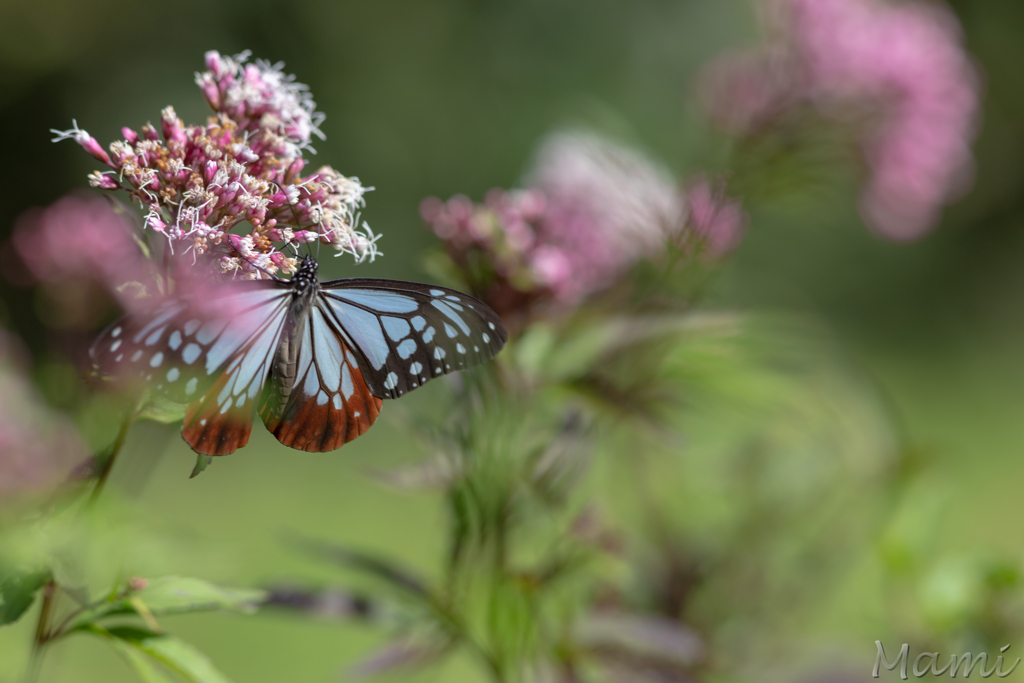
top-left (2, 0), bottom-right (1024, 681)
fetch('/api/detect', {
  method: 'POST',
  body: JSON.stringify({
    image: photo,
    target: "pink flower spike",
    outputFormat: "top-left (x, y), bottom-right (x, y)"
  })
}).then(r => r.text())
top-left (12, 195), bottom-right (156, 314)
top-left (51, 120), bottom-right (113, 167)
top-left (684, 177), bottom-right (747, 258)
top-left (160, 106), bottom-right (186, 144)
top-left (121, 127), bottom-right (139, 144)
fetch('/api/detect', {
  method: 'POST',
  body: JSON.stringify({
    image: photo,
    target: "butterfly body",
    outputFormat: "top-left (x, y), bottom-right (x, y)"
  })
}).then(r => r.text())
top-left (91, 257), bottom-right (507, 456)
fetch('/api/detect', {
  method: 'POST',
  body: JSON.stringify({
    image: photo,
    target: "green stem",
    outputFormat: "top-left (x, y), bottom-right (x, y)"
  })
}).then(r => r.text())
top-left (88, 407), bottom-right (136, 506)
top-left (24, 579), bottom-right (57, 683)
top-left (25, 407), bottom-right (137, 681)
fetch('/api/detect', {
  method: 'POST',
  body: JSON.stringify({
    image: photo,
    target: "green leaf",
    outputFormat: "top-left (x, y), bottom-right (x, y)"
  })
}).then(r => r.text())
top-left (190, 454), bottom-right (213, 478)
top-left (297, 539), bottom-right (429, 598)
top-left (137, 394), bottom-right (187, 425)
top-left (66, 576), bottom-right (265, 632)
top-left (99, 629), bottom-right (175, 683)
top-left (91, 625), bottom-right (234, 683)
top-left (0, 570), bottom-right (50, 626)
top-left (133, 577), bottom-right (264, 616)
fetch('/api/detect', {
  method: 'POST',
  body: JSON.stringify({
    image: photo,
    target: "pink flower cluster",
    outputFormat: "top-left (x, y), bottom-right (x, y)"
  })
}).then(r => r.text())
top-left (702, 0), bottom-right (978, 240)
top-left (422, 133), bottom-right (745, 314)
top-left (13, 196), bottom-right (156, 314)
top-left (52, 50), bottom-right (379, 279)
top-left (684, 178), bottom-right (747, 258)
top-left (0, 331), bottom-right (86, 501)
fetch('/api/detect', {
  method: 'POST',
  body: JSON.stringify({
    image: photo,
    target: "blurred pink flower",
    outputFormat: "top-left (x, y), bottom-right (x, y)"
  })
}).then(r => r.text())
top-left (422, 133), bottom-right (692, 313)
top-left (684, 178), bottom-right (747, 258)
top-left (702, 0), bottom-right (979, 240)
top-left (13, 196), bottom-right (155, 314)
top-left (526, 133), bottom-right (686, 302)
top-left (51, 50), bottom-right (378, 280)
top-left (0, 330), bottom-right (87, 501)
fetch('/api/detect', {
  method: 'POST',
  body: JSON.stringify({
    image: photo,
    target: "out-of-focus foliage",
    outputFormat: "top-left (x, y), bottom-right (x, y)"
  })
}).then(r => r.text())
top-left (2, 0), bottom-right (1024, 682)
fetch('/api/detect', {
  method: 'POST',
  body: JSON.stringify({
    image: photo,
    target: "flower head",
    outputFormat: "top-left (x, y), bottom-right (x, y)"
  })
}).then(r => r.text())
top-left (422, 133), bottom-right (690, 317)
top-left (683, 177), bottom-right (747, 258)
top-left (526, 133), bottom-right (687, 302)
top-left (701, 0), bottom-right (979, 240)
top-left (13, 196), bottom-right (156, 316)
top-left (51, 51), bottom-right (379, 280)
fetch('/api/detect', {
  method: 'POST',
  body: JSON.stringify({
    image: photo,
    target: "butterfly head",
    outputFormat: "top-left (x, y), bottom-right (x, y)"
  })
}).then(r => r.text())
top-left (292, 256), bottom-right (319, 295)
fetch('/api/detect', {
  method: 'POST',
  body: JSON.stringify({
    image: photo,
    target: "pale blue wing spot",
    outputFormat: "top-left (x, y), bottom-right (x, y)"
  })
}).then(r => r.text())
top-left (434, 347), bottom-right (446, 360)
top-left (196, 318), bottom-right (228, 345)
top-left (482, 333), bottom-right (490, 343)
top-left (434, 367), bottom-right (442, 374)
top-left (166, 368), bottom-right (180, 382)
top-left (411, 316), bottom-right (426, 331)
top-left (409, 361), bottom-right (423, 375)
top-left (341, 363), bottom-right (354, 399)
top-left (384, 372), bottom-right (399, 390)
top-left (292, 317), bottom-right (315, 388)
top-left (488, 322), bottom-right (496, 330)
top-left (429, 289), bottom-right (445, 296)
top-left (331, 290), bottom-right (419, 313)
top-left (312, 308), bottom-right (345, 392)
top-left (316, 391), bottom-right (329, 406)
top-left (303, 366), bottom-right (319, 396)
top-left (444, 323), bottom-right (458, 339)
top-left (235, 394), bottom-right (246, 408)
top-left (185, 378), bottom-right (198, 395)
top-left (111, 327), bottom-right (122, 338)
top-left (247, 374), bottom-right (264, 400)
top-left (231, 314), bottom-right (285, 396)
top-left (131, 350), bottom-right (143, 362)
top-left (110, 340), bottom-right (122, 352)
top-left (326, 300), bottom-right (390, 370)
top-left (133, 305), bottom-right (183, 343)
top-left (145, 326), bottom-right (167, 346)
top-left (217, 371), bottom-right (237, 406)
top-left (168, 331), bottom-right (183, 350)
top-left (382, 317), bottom-right (411, 342)
top-left (431, 300), bottom-right (471, 335)
top-left (456, 343), bottom-right (466, 354)
top-left (219, 402), bottom-right (231, 414)
top-left (149, 352), bottom-right (164, 367)
top-left (332, 393), bottom-right (343, 410)
top-left (184, 319), bottom-right (201, 336)
top-left (423, 327), bottom-right (435, 343)
top-left (182, 344), bottom-right (201, 365)
top-left (443, 300), bottom-right (465, 311)
top-left (397, 339), bottom-right (418, 359)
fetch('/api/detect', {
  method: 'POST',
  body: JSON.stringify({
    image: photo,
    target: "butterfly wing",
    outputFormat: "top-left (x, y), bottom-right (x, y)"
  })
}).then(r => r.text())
top-left (90, 283), bottom-right (291, 455)
top-left (258, 304), bottom-right (382, 452)
top-left (318, 279), bottom-right (508, 399)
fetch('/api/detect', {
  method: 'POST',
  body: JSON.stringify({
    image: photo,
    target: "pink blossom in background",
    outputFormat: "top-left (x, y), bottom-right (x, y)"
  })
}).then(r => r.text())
top-left (701, 0), bottom-right (979, 240)
top-left (526, 133), bottom-right (687, 303)
top-left (684, 178), bottom-right (747, 258)
top-left (422, 133), bottom-right (689, 309)
top-left (51, 50), bottom-right (379, 280)
top-left (0, 330), bottom-right (87, 501)
top-left (13, 196), bottom-right (155, 314)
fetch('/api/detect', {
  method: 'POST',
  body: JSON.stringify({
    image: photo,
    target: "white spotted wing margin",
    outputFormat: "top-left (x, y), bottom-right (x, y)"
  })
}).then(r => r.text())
top-left (89, 282), bottom-right (292, 455)
top-left (317, 278), bottom-right (508, 400)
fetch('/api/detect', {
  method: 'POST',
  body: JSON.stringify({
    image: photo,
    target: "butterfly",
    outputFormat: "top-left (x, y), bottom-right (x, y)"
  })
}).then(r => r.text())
top-left (90, 256), bottom-right (507, 455)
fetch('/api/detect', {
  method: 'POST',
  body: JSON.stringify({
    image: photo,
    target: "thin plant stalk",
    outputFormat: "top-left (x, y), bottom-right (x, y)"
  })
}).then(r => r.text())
top-left (23, 407), bottom-right (137, 682)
